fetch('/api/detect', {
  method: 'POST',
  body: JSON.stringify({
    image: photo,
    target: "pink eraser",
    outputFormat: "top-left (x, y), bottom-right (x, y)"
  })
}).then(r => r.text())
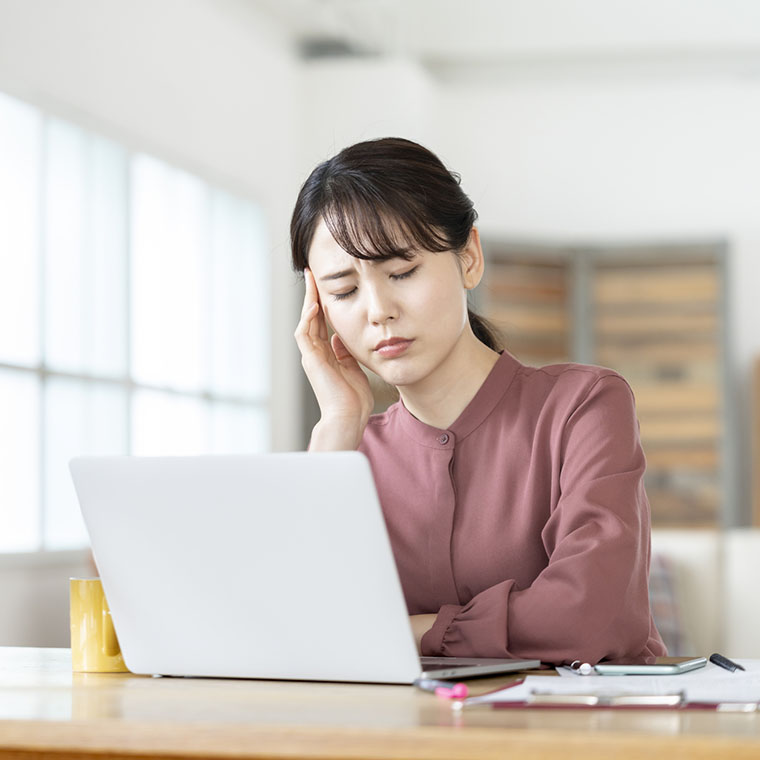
top-left (435, 683), bottom-right (468, 699)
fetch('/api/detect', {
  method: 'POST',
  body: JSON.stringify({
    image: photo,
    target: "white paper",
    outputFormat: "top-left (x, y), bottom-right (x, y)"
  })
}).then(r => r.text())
top-left (461, 659), bottom-right (760, 706)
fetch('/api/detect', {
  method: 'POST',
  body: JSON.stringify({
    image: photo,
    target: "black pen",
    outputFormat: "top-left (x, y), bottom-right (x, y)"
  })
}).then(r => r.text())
top-left (709, 653), bottom-right (745, 672)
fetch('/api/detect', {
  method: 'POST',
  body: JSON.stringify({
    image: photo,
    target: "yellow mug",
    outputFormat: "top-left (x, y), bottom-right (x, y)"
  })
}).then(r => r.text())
top-left (69, 578), bottom-right (129, 673)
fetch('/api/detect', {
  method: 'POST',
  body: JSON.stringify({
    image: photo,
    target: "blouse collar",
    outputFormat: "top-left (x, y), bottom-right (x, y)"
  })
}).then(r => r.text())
top-left (394, 350), bottom-right (521, 449)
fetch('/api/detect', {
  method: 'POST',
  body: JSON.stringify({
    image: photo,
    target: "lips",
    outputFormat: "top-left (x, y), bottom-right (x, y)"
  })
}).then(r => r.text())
top-left (374, 337), bottom-right (414, 358)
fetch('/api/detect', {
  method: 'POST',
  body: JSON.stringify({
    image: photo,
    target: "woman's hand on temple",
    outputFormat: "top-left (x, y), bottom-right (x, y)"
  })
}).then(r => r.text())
top-left (294, 268), bottom-right (374, 450)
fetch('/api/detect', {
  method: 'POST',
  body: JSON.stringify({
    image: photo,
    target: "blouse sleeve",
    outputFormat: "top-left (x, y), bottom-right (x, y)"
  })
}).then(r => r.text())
top-left (420, 374), bottom-right (665, 665)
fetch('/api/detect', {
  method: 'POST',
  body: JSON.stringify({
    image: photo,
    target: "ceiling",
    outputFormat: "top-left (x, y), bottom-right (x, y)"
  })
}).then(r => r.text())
top-left (246, 0), bottom-right (760, 81)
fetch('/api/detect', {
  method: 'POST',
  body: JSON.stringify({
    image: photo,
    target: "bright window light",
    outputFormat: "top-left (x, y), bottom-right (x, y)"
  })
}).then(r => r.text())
top-left (132, 389), bottom-right (211, 456)
top-left (131, 155), bottom-right (209, 393)
top-left (0, 92), bottom-right (41, 367)
top-left (210, 191), bottom-right (270, 399)
top-left (43, 378), bottom-right (128, 549)
top-left (44, 120), bottom-right (128, 377)
top-left (0, 91), bottom-right (270, 552)
top-left (0, 370), bottom-right (40, 551)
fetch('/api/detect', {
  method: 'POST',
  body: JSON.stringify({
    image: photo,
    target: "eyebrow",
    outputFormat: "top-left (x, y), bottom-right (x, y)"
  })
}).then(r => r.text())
top-left (319, 268), bottom-right (355, 282)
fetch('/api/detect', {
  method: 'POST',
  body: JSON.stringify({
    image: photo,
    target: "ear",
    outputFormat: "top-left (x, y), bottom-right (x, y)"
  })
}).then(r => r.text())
top-left (460, 227), bottom-right (485, 290)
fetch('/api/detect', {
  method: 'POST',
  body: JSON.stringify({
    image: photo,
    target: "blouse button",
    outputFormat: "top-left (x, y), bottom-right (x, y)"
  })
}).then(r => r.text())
top-left (438, 433), bottom-right (449, 445)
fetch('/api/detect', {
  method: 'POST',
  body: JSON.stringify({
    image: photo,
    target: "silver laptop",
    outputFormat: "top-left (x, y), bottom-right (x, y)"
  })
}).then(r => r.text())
top-left (69, 452), bottom-right (539, 684)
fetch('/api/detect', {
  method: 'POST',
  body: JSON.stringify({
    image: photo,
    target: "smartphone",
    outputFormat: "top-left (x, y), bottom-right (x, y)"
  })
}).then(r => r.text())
top-left (593, 657), bottom-right (707, 675)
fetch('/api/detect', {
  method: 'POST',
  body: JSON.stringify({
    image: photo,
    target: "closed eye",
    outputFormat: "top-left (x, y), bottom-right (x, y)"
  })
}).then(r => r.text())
top-left (331, 266), bottom-right (418, 301)
top-left (332, 287), bottom-right (357, 302)
top-left (391, 265), bottom-right (418, 281)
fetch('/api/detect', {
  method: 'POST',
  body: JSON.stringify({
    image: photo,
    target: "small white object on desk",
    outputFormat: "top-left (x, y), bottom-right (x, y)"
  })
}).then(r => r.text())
top-left (454, 659), bottom-right (760, 709)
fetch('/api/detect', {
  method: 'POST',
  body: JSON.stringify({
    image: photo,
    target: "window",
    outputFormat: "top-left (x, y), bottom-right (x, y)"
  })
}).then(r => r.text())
top-left (0, 91), bottom-right (270, 552)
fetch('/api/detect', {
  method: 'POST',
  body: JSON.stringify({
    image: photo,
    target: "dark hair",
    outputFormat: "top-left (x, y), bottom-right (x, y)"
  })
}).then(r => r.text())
top-left (290, 137), bottom-right (502, 351)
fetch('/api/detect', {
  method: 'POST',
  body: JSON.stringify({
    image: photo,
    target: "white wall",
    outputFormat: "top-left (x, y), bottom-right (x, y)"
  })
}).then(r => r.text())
top-left (298, 57), bottom-right (435, 172)
top-left (0, 550), bottom-right (92, 646)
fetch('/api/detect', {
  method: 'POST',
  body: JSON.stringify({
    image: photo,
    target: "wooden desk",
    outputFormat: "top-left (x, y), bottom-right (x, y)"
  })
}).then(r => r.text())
top-left (1, 647), bottom-right (759, 760)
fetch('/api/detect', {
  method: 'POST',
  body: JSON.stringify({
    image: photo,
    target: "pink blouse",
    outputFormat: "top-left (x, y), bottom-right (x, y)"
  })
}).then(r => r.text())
top-left (358, 351), bottom-right (666, 664)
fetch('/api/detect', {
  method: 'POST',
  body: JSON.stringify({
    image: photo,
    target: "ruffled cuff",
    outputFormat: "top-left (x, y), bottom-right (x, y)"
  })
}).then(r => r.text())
top-left (420, 604), bottom-right (461, 656)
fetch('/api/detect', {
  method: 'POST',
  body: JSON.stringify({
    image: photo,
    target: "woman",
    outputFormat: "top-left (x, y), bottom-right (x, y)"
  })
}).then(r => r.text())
top-left (291, 137), bottom-right (666, 665)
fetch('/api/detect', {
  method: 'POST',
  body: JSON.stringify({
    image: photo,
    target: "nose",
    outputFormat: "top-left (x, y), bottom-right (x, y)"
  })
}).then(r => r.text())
top-left (365, 281), bottom-right (398, 325)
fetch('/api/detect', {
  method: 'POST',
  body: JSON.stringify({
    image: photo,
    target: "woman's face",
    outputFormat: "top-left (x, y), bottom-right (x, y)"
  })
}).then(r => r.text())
top-left (306, 218), bottom-right (484, 390)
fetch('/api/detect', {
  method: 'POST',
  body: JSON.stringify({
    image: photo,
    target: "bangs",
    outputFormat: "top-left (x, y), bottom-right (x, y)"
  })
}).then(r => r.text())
top-left (322, 179), bottom-right (454, 262)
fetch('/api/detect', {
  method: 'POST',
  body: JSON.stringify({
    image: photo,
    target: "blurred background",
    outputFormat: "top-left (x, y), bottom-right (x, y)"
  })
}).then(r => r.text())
top-left (1, 0), bottom-right (759, 655)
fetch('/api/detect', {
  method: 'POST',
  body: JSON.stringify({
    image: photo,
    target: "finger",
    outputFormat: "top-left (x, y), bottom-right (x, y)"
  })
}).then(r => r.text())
top-left (304, 266), bottom-right (313, 288)
top-left (317, 303), bottom-right (329, 342)
top-left (331, 336), bottom-right (370, 397)
top-left (300, 271), bottom-right (318, 319)
top-left (331, 333), bottom-right (355, 362)
top-left (304, 267), bottom-right (319, 302)
top-left (298, 276), bottom-right (325, 345)
top-left (307, 300), bottom-right (328, 343)
top-left (294, 302), bottom-right (319, 346)
top-left (304, 269), bottom-right (327, 337)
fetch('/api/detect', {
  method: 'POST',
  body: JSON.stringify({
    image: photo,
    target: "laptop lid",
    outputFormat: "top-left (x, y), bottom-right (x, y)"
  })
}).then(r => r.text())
top-left (70, 452), bottom-right (537, 683)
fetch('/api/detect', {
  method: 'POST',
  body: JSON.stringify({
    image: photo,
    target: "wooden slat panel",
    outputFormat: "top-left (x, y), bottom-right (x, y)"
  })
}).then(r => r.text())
top-left (484, 246), bottom-right (723, 528)
top-left (597, 343), bottom-right (718, 363)
top-left (632, 384), bottom-right (718, 413)
top-left (595, 311), bottom-right (717, 335)
top-left (640, 417), bottom-right (719, 442)
top-left (644, 446), bottom-right (719, 470)
top-left (487, 263), bottom-right (567, 303)
top-left (487, 306), bottom-right (568, 333)
top-left (617, 367), bottom-right (719, 388)
top-left (594, 266), bottom-right (718, 305)
top-left (488, 261), bottom-right (567, 283)
top-left (502, 341), bottom-right (569, 363)
top-left (646, 487), bottom-right (719, 527)
top-left (596, 333), bottom-right (717, 349)
top-left (485, 257), bottom-right (571, 369)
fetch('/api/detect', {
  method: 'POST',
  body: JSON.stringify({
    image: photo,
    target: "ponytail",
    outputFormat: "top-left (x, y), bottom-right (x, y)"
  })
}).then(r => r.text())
top-left (468, 308), bottom-right (502, 352)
